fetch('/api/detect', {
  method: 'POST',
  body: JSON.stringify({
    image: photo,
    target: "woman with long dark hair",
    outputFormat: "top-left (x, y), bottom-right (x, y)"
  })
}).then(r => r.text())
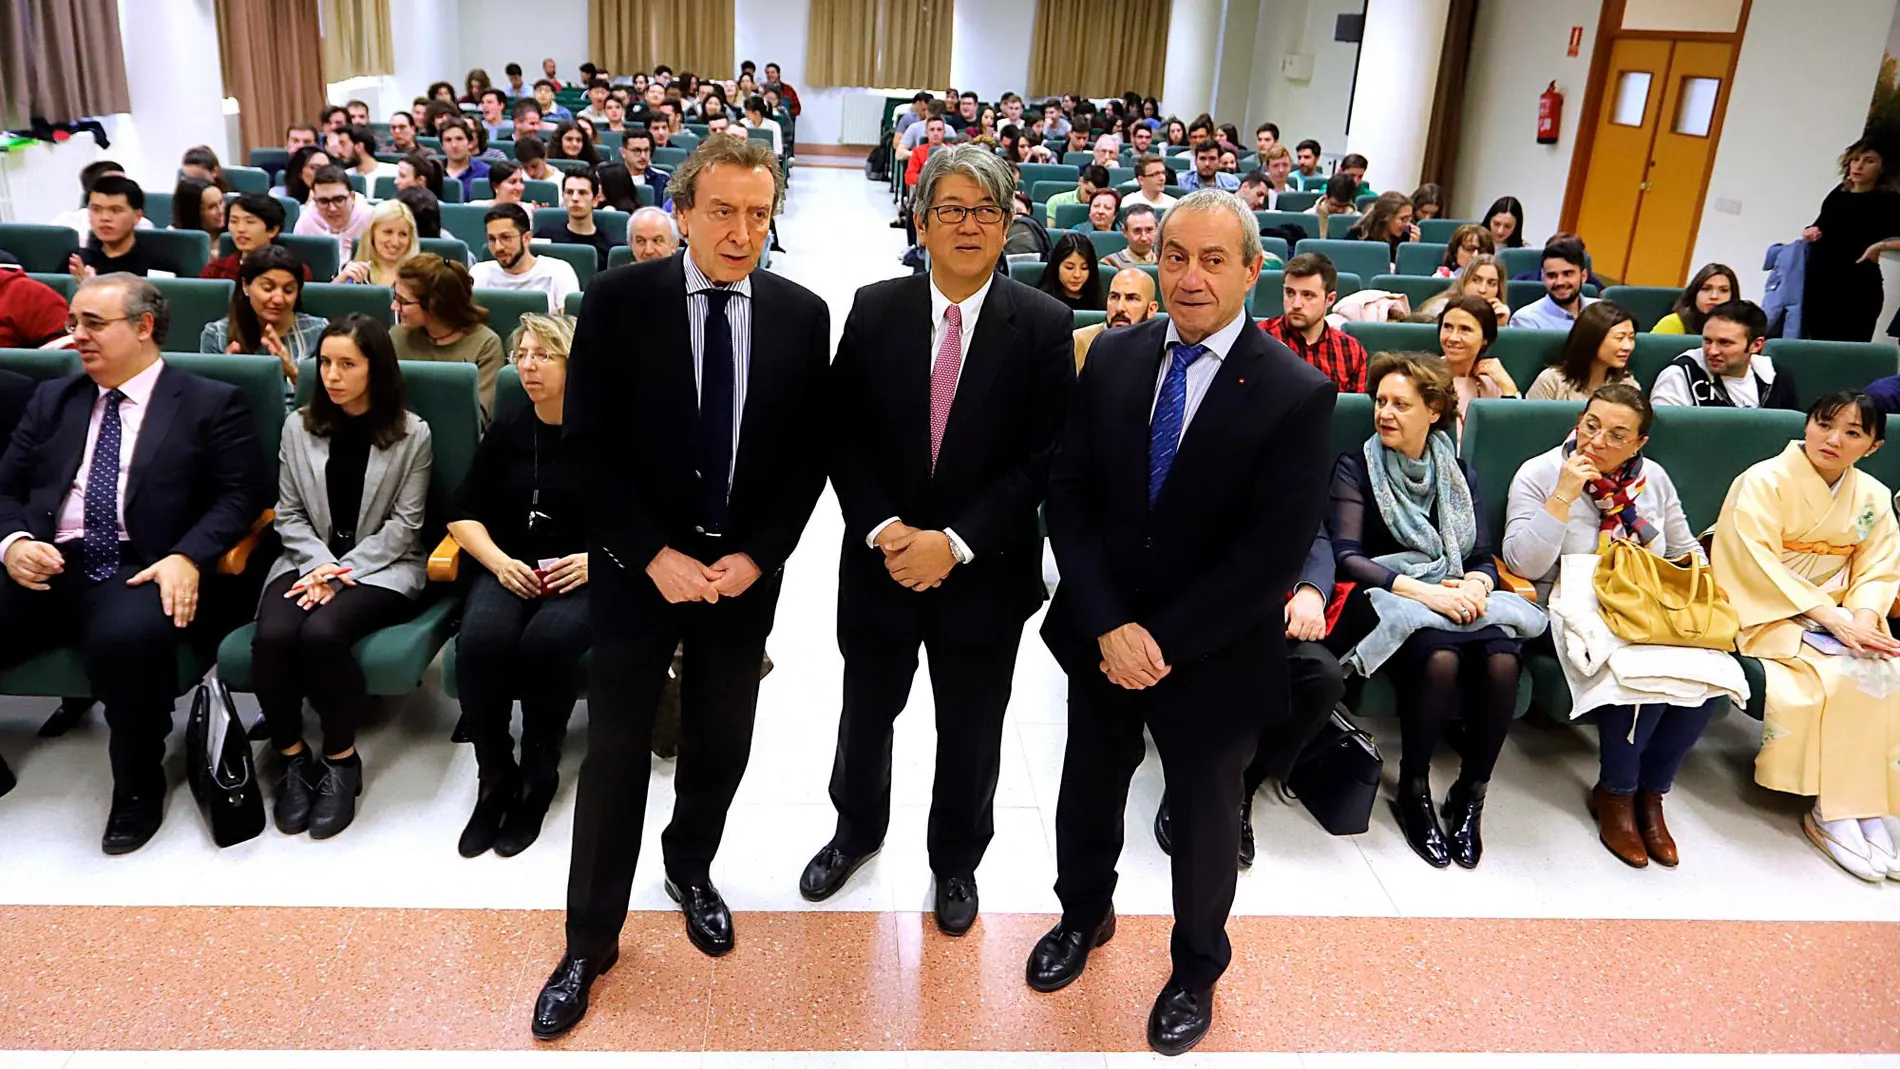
top-left (547, 120), bottom-right (602, 164)
top-left (171, 176), bottom-right (226, 240)
top-left (200, 244), bottom-right (327, 389)
top-left (1036, 231), bottom-right (1104, 310)
top-left (1526, 301), bottom-right (1638, 400)
top-left (1653, 262), bottom-right (1740, 335)
top-left (1483, 195), bottom-right (1526, 249)
top-left (276, 146), bottom-right (333, 202)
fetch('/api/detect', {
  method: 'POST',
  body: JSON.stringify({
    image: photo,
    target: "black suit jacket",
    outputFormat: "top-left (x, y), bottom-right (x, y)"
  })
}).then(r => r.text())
top-left (1040, 316), bottom-right (1336, 678)
top-left (830, 274), bottom-right (1073, 641)
top-left (0, 369), bottom-right (35, 448)
top-left (0, 362), bottom-right (266, 569)
top-left (565, 254), bottom-right (830, 639)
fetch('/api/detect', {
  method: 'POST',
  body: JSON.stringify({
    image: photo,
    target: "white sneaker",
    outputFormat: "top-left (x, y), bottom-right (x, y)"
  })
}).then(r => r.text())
top-left (1803, 811), bottom-right (1884, 882)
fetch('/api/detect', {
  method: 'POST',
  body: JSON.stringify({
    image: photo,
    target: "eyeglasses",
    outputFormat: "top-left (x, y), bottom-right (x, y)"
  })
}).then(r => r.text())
top-left (512, 348), bottom-right (562, 366)
top-left (927, 204), bottom-right (1005, 225)
top-left (313, 194), bottom-right (350, 208)
top-left (391, 293), bottom-right (421, 309)
top-left (65, 314), bottom-right (128, 334)
top-left (1578, 415), bottom-right (1637, 448)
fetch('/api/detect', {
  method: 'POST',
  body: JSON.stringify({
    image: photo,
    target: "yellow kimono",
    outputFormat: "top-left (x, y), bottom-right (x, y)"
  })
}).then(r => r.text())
top-left (1712, 442), bottom-right (1900, 820)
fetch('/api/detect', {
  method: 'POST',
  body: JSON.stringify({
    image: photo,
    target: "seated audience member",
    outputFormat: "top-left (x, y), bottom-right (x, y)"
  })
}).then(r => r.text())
top-left (294, 166), bottom-right (373, 263)
top-left (1237, 169), bottom-right (1271, 210)
top-left (439, 120), bottom-right (492, 202)
top-left (617, 125), bottom-right (671, 203)
top-left (1259, 252), bottom-right (1369, 393)
top-left (49, 161), bottom-right (153, 238)
top-left (1413, 252), bottom-right (1510, 326)
top-left (1650, 300), bottom-right (1796, 410)
top-left (601, 96), bottom-right (628, 133)
top-left (1712, 390), bottom-right (1900, 879)
top-left (1501, 385), bottom-right (1717, 868)
top-left (1510, 238), bottom-right (1598, 330)
top-left (410, 97), bottom-right (430, 129)
top-left (514, 135), bottom-right (554, 182)
top-left (1435, 223), bottom-right (1496, 277)
top-left (534, 171), bottom-right (614, 271)
top-left (547, 121), bottom-right (602, 165)
top-left (593, 164), bottom-right (641, 213)
top-left (346, 100), bottom-right (371, 126)
top-left (70, 176), bottom-right (186, 278)
top-left (179, 146), bottom-right (226, 192)
top-left (533, 79), bottom-right (573, 122)
top-left (337, 200), bottom-right (422, 287)
top-left (273, 146), bottom-right (333, 202)
top-left (576, 77), bottom-right (612, 125)
top-left (512, 100), bottom-right (546, 145)
top-left (1330, 352), bottom-right (1543, 870)
top-left (1410, 183), bottom-right (1442, 221)
top-left (285, 122), bottom-right (321, 155)
top-left (1293, 138), bottom-right (1324, 185)
top-left (1084, 188), bottom-right (1122, 232)
top-left (477, 88), bottom-right (511, 143)
top-left (1126, 122), bottom-right (1154, 156)
top-left (628, 206), bottom-right (680, 262)
top-left (706, 113), bottom-right (735, 139)
top-left (1125, 154), bottom-right (1178, 212)
top-left (1348, 190), bottom-right (1421, 268)
top-left (1036, 231), bottom-right (1104, 311)
top-left (323, 104), bottom-right (352, 133)
top-left (390, 254), bottom-right (505, 417)
top-left (1309, 172), bottom-right (1360, 235)
top-left (396, 188), bottom-right (443, 240)
top-left (469, 205), bottom-right (579, 315)
top-left (1439, 293), bottom-right (1519, 432)
top-left (1483, 196), bottom-right (1526, 249)
top-left (1338, 153), bottom-right (1374, 198)
top-left (894, 91), bottom-right (930, 137)
top-left (503, 62), bottom-right (526, 98)
top-left (538, 58), bottom-right (562, 91)
top-left (397, 152), bottom-right (446, 200)
top-left (1525, 301), bottom-right (1638, 401)
top-left (255, 314), bottom-right (431, 841)
top-left (1071, 267), bottom-right (1158, 370)
top-left (1180, 140), bottom-right (1239, 192)
top-left (1088, 134), bottom-right (1118, 173)
top-left (170, 176), bottom-right (226, 241)
top-left (742, 95), bottom-right (784, 156)
top-left (1218, 147), bottom-right (1240, 175)
top-left (203, 193), bottom-right (311, 282)
top-left (200, 245), bottom-right (327, 387)
top-left (1063, 126), bottom-right (1092, 158)
top-left (0, 263), bottom-right (69, 348)
top-left (905, 115), bottom-right (950, 188)
top-left (462, 68), bottom-right (493, 106)
top-left (423, 100), bottom-right (463, 138)
top-left (1044, 165), bottom-right (1108, 228)
top-left (0, 274), bottom-right (266, 852)
top-left (945, 90), bottom-right (978, 134)
top-left (450, 313), bottom-right (590, 858)
top-left (1652, 262), bottom-right (1739, 334)
top-left (479, 160), bottom-right (540, 209)
top-left (386, 112), bottom-right (422, 156)
top-left (345, 126), bottom-right (395, 181)
top-left (1186, 114), bottom-right (1215, 147)
top-left (1102, 203), bottom-right (1159, 268)
top-left (1262, 145), bottom-right (1294, 193)
top-left (1040, 99), bottom-right (1071, 140)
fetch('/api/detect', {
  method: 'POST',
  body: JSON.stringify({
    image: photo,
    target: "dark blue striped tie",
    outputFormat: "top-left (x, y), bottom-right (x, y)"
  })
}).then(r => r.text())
top-left (697, 289), bottom-right (735, 535)
top-left (1148, 344), bottom-right (1204, 507)
top-left (81, 388), bottom-right (126, 581)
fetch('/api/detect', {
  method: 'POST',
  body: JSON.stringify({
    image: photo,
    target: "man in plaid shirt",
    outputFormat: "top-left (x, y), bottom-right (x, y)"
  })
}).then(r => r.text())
top-left (1257, 252), bottom-right (1367, 394)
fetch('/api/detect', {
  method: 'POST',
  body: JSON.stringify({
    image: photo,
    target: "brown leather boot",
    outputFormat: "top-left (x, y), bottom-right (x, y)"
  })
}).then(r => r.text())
top-left (1588, 785), bottom-right (1648, 868)
top-left (1635, 791), bottom-right (1679, 867)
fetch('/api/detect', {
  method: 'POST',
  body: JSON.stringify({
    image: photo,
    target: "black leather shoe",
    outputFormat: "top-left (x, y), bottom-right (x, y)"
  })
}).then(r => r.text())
top-left (1441, 779), bottom-right (1488, 870)
top-left (494, 775), bottom-right (557, 858)
top-left (38, 698), bottom-right (93, 737)
top-left (1238, 800), bottom-right (1256, 870)
top-left (308, 756), bottom-right (362, 840)
top-left (798, 843), bottom-right (877, 901)
top-left (458, 771), bottom-right (518, 857)
top-left (1153, 792), bottom-right (1173, 855)
top-left (530, 947), bottom-right (619, 1040)
top-left (102, 777), bottom-right (165, 855)
top-left (1025, 911), bottom-right (1115, 993)
top-left (450, 712), bottom-right (472, 744)
top-left (1147, 982), bottom-right (1213, 1056)
top-left (272, 747), bottom-right (317, 835)
top-left (933, 874), bottom-right (978, 936)
top-left (1393, 776), bottom-right (1450, 869)
top-left (664, 878), bottom-right (734, 957)
top-left (0, 752), bottom-right (15, 799)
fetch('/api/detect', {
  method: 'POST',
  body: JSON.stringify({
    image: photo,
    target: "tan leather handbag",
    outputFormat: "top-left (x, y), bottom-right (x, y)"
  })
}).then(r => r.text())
top-left (1593, 539), bottom-right (1740, 650)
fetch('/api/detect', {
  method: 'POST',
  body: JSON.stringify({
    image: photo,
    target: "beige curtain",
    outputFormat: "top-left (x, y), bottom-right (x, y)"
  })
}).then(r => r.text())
top-left (590, 0), bottom-right (735, 80)
top-left (805, 0), bottom-right (950, 88)
top-left (806, 0), bottom-right (879, 86)
top-left (1029, 0), bottom-right (1170, 99)
top-left (0, 0), bottom-right (131, 125)
top-left (217, 0), bottom-right (327, 156)
top-left (320, 0), bottom-right (395, 81)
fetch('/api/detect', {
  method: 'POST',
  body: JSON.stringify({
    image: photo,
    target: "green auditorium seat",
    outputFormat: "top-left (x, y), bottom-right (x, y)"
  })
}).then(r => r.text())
top-left (28, 272), bottom-right (76, 301)
top-left (1417, 219), bottom-right (1475, 244)
top-left (523, 179), bottom-right (559, 205)
top-left (1372, 274), bottom-right (1452, 311)
top-left (271, 195), bottom-right (303, 231)
top-left (440, 203), bottom-right (491, 247)
top-left (1162, 156), bottom-right (1189, 172)
top-left (564, 291), bottom-right (584, 316)
top-left (1600, 286), bottom-right (1680, 331)
top-left (223, 166), bottom-right (271, 194)
top-left (654, 147), bottom-right (689, 170)
top-left (1083, 231), bottom-right (1127, 258)
top-left (218, 233), bottom-right (339, 281)
top-left (1324, 214), bottom-right (1362, 239)
top-left (217, 359), bottom-right (482, 696)
top-left (608, 246), bottom-right (633, 270)
top-left (1260, 236), bottom-right (1290, 263)
top-left (490, 140), bottom-right (518, 160)
top-left (1073, 310), bottom-right (1106, 330)
top-left (0, 224), bottom-right (80, 273)
top-left (418, 237), bottom-right (470, 264)
top-left (533, 242), bottom-right (597, 290)
top-left (1626, 332), bottom-right (1697, 391)
top-left (1105, 167), bottom-right (1133, 187)
top-left (475, 288), bottom-right (550, 347)
top-left (441, 181), bottom-right (465, 204)
top-left (248, 147), bottom-right (289, 173)
top-left (1342, 321), bottom-right (1437, 357)
top-left (1062, 152), bottom-right (1094, 167)
top-left (547, 158), bottom-right (592, 176)
top-left (1299, 240), bottom-right (1390, 289)
top-left (1505, 279), bottom-right (1597, 311)
top-left (372, 175), bottom-right (399, 201)
top-left (1254, 210), bottom-right (1317, 240)
top-left (1053, 203), bottom-right (1090, 229)
top-left (1276, 191), bottom-right (1320, 212)
top-left (153, 278), bottom-right (234, 347)
top-left (1488, 328), bottom-right (1570, 390)
top-left (1031, 181), bottom-right (1073, 205)
top-left (1394, 242), bottom-right (1445, 276)
top-left (1017, 163), bottom-right (1075, 192)
top-left (137, 228), bottom-right (210, 279)
top-left (303, 282), bottom-right (394, 325)
top-left (1250, 270), bottom-right (1362, 318)
top-left (141, 193), bottom-right (174, 230)
top-left (1763, 338), bottom-right (1898, 406)
top-left (347, 173), bottom-right (367, 196)
top-left (534, 207), bottom-right (630, 245)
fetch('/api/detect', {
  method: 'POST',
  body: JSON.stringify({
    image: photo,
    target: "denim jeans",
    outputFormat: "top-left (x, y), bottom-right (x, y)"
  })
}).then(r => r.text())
top-left (1595, 698), bottom-right (1722, 795)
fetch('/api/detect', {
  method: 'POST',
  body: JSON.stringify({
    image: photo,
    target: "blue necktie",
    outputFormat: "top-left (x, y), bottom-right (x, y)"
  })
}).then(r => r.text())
top-left (82, 388), bottom-right (126, 581)
top-left (697, 289), bottom-right (735, 534)
top-left (1148, 343), bottom-right (1204, 507)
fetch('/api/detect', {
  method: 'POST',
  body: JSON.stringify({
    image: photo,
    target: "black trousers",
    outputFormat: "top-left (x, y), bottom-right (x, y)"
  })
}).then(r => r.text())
top-left (565, 557), bottom-right (781, 957)
top-left (456, 570), bottom-right (591, 785)
top-left (252, 571), bottom-right (413, 755)
top-left (1245, 640), bottom-right (1345, 795)
top-left (829, 611), bottom-right (1024, 878)
top-left (1053, 644), bottom-right (1269, 992)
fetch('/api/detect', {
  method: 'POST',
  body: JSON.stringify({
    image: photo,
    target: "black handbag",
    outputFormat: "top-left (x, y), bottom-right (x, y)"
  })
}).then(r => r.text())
top-left (185, 675), bottom-right (266, 847)
top-left (1281, 708), bottom-right (1382, 836)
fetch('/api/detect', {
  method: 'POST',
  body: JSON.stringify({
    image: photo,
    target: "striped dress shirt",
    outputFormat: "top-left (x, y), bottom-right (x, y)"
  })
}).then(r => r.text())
top-left (683, 253), bottom-right (753, 491)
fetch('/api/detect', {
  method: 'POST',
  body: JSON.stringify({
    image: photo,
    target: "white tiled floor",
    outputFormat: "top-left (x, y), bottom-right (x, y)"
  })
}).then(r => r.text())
top-left (0, 166), bottom-right (1897, 928)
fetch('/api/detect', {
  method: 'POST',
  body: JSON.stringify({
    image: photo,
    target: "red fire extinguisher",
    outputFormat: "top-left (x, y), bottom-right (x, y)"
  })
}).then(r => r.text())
top-left (1537, 81), bottom-right (1563, 144)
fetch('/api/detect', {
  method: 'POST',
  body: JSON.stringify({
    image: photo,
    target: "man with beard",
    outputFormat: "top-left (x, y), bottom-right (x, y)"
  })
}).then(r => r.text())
top-left (469, 204), bottom-right (580, 314)
top-left (1073, 268), bottom-right (1159, 370)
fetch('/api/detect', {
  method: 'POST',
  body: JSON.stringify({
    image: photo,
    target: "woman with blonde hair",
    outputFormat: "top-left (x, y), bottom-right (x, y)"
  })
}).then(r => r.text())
top-left (336, 200), bottom-right (420, 287)
top-left (389, 253), bottom-right (505, 418)
top-left (1414, 252), bottom-right (1511, 326)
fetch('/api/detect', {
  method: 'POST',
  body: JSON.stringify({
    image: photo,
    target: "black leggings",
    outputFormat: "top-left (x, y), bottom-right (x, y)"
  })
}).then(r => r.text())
top-left (253, 571), bottom-right (414, 755)
top-left (1399, 646), bottom-right (1520, 783)
top-left (455, 570), bottom-right (592, 785)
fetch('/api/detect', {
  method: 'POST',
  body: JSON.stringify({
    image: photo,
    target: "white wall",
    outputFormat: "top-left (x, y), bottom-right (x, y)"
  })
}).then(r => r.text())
top-left (1162, 0), bottom-right (1223, 122)
top-left (1246, 0), bottom-right (1363, 161)
top-left (951, 0), bottom-right (1034, 104)
top-left (1346, 0), bottom-right (1448, 193)
top-left (113, 0), bottom-right (229, 195)
top-left (458, 0), bottom-right (588, 91)
top-left (386, 0), bottom-right (460, 114)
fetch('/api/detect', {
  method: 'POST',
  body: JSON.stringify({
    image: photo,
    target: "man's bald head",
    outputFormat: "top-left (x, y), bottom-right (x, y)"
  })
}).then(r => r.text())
top-left (1105, 267), bottom-right (1159, 328)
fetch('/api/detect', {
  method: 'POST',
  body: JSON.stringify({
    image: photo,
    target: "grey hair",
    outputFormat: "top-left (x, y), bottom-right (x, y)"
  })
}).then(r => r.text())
top-left (80, 272), bottom-right (170, 345)
top-left (914, 145), bottom-right (1015, 223)
top-left (1158, 188), bottom-right (1264, 265)
top-left (671, 134), bottom-right (785, 214)
top-left (630, 205), bottom-right (679, 240)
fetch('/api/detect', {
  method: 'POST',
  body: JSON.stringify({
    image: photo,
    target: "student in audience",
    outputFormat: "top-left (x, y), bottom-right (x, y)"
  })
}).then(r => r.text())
top-left (255, 313), bottom-right (430, 840)
top-left (1043, 164), bottom-right (1107, 227)
top-left (1510, 238), bottom-right (1598, 330)
top-left (274, 146), bottom-right (334, 203)
top-left (503, 62), bottom-right (526, 98)
top-left (460, 68), bottom-right (492, 106)
top-left (601, 96), bottom-right (628, 133)
top-left (534, 170), bottom-right (614, 271)
top-left (1348, 190), bottom-right (1421, 268)
top-left (1712, 389), bottom-right (1900, 880)
top-left (1262, 146), bottom-right (1294, 196)
top-left (449, 312), bottom-right (589, 858)
top-left (179, 146), bottom-right (227, 191)
top-left (286, 123), bottom-right (320, 154)
top-left (387, 111), bottom-right (422, 157)
top-left (1650, 299), bottom-right (1797, 410)
top-left (1102, 203), bottom-right (1159, 268)
top-left (1294, 139), bottom-right (1324, 185)
top-left (895, 91), bottom-right (930, 136)
top-left (1218, 147), bottom-right (1240, 175)
top-left (426, 83), bottom-right (456, 108)
top-left (200, 244), bottom-right (327, 386)
top-left (1162, 117), bottom-right (1188, 149)
top-left (576, 77), bottom-right (612, 125)
top-left (346, 126), bottom-right (395, 182)
top-left (1042, 100), bottom-right (1072, 141)
top-left (707, 113), bottom-right (734, 138)
top-left (1236, 169), bottom-right (1271, 210)
top-left (294, 166), bottom-right (373, 264)
top-left (1337, 154), bottom-right (1373, 198)
top-left (1330, 351), bottom-right (1540, 870)
top-left (440, 120), bottom-right (492, 202)
top-left (470, 204), bottom-right (579, 316)
top-left (1802, 140), bottom-right (1900, 342)
top-left (424, 100), bottom-right (464, 137)
top-left (70, 176), bottom-right (186, 279)
top-left (0, 262), bottom-right (69, 348)
top-left (1483, 196), bottom-right (1526, 249)
top-left (1072, 266), bottom-right (1159, 369)
top-left (390, 254), bottom-right (505, 417)
top-left (477, 89), bottom-right (511, 143)
top-left (337, 200), bottom-right (421, 288)
top-left (397, 188), bottom-right (443, 240)
top-left (1410, 183), bottom-right (1442, 221)
top-left (904, 116), bottom-right (950, 188)
top-left (1062, 126), bottom-right (1092, 158)
top-left (1259, 252), bottom-right (1369, 393)
top-left (547, 121), bottom-right (602, 165)
top-left (1125, 123), bottom-right (1154, 156)
top-left (1084, 188), bottom-right (1122, 232)
top-left (49, 161), bottom-right (153, 238)
top-left (0, 274), bottom-right (267, 852)
top-left (1502, 384), bottom-right (1716, 868)
top-left (203, 193), bottom-right (309, 282)
top-left (1036, 231), bottom-right (1104, 311)
top-left (1179, 140), bottom-right (1239, 192)
top-left (1253, 121), bottom-right (1280, 156)
top-left (345, 99), bottom-right (370, 127)
top-left (397, 152), bottom-right (446, 200)
top-left (1125, 154), bottom-right (1178, 212)
top-left (1185, 115), bottom-right (1214, 148)
top-left (171, 177), bottom-right (226, 241)
top-left (628, 205), bottom-right (680, 261)
top-left (515, 135), bottom-right (554, 182)
top-left (534, 79), bottom-right (573, 122)
top-left (1439, 293), bottom-right (1518, 430)
top-left (1414, 252), bottom-right (1510, 325)
top-left (322, 104), bottom-right (351, 133)
top-left (593, 163), bottom-right (641, 213)
top-left (1525, 301), bottom-right (1637, 401)
top-left (538, 57), bottom-right (562, 90)
top-left (1652, 262), bottom-right (1739, 334)
top-left (1085, 134), bottom-right (1117, 173)
top-left (1308, 172), bottom-right (1360, 236)
top-left (513, 100), bottom-right (546, 144)
top-left (1435, 223), bottom-right (1495, 277)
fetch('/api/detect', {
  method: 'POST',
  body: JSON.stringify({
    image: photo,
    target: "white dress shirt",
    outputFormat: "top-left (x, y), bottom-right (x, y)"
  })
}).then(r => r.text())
top-left (682, 252), bottom-right (753, 499)
top-left (1152, 309), bottom-right (1249, 442)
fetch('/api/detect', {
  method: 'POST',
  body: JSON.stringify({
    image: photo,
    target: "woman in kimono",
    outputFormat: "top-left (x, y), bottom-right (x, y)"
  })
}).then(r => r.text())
top-left (1712, 390), bottom-right (1900, 881)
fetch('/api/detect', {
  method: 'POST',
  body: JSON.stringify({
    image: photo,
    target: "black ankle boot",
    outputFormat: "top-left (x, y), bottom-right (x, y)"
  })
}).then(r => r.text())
top-left (494, 775), bottom-right (559, 858)
top-left (1442, 778), bottom-right (1487, 869)
top-left (308, 753), bottom-right (362, 840)
top-left (1392, 775), bottom-right (1450, 868)
top-left (272, 746), bottom-right (317, 835)
top-left (458, 770), bottom-right (518, 857)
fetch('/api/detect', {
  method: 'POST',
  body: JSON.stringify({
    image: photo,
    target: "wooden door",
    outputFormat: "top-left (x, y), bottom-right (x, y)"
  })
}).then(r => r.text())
top-left (1623, 41), bottom-right (1733, 285)
top-left (1574, 38), bottom-right (1672, 280)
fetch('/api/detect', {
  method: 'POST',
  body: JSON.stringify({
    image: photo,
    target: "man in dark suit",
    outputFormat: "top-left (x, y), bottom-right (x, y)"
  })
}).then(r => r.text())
top-left (799, 145), bottom-right (1073, 933)
top-left (0, 274), bottom-right (266, 841)
top-left (533, 135), bottom-right (830, 1041)
top-left (1026, 190), bottom-right (1336, 1055)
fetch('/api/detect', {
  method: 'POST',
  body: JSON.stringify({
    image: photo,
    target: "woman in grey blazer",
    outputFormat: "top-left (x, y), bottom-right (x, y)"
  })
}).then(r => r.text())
top-left (254, 314), bottom-right (433, 841)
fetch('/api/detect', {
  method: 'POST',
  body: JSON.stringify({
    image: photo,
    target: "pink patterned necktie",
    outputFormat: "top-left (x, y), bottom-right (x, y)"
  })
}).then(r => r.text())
top-left (928, 303), bottom-right (963, 472)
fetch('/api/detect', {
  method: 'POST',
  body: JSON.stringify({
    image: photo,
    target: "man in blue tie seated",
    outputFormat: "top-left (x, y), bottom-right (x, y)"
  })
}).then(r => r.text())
top-left (0, 274), bottom-right (267, 850)
top-left (1026, 190), bottom-right (1336, 1056)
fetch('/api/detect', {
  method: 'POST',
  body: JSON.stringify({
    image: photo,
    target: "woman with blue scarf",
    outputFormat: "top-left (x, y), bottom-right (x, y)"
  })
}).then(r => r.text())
top-left (1328, 353), bottom-right (1546, 869)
